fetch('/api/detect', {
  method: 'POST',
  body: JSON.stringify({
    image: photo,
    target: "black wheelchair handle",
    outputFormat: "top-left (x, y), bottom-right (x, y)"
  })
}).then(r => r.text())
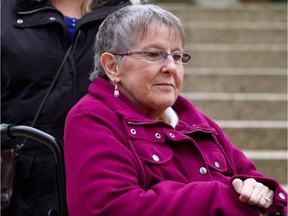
top-left (1, 124), bottom-right (57, 152)
top-left (1, 123), bottom-right (13, 143)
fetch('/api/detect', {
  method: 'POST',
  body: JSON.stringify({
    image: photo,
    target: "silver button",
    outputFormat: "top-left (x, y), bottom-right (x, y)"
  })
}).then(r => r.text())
top-left (169, 133), bottom-right (175, 138)
top-left (215, 161), bottom-right (221, 168)
top-left (152, 154), bottom-right (160, 161)
top-left (279, 192), bottom-right (286, 200)
top-left (17, 19), bottom-right (23, 24)
top-left (130, 128), bottom-right (136, 135)
top-left (199, 167), bottom-right (207, 175)
top-left (155, 133), bottom-right (161, 139)
top-left (49, 16), bottom-right (56, 21)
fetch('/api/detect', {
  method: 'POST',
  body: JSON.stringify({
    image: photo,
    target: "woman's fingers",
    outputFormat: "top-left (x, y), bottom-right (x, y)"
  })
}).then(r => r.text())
top-left (246, 180), bottom-right (266, 205)
top-left (232, 178), bottom-right (274, 209)
top-left (232, 178), bottom-right (244, 194)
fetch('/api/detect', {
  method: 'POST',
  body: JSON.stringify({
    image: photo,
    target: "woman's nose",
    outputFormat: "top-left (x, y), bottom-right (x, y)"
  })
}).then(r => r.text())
top-left (162, 55), bottom-right (178, 73)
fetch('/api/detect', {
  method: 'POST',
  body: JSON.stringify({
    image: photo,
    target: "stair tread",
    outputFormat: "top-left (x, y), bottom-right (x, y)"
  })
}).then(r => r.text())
top-left (182, 93), bottom-right (287, 100)
top-left (184, 67), bottom-right (287, 75)
top-left (242, 150), bottom-right (287, 159)
top-left (184, 21), bottom-right (287, 29)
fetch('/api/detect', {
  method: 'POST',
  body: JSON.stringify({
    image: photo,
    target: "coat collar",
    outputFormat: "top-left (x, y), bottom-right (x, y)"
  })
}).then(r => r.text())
top-left (16, 0), bottom-right (50, 13)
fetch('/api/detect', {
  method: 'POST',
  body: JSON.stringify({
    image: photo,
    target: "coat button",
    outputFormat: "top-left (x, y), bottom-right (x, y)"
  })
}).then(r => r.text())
top-left (155, 133), bottom-right (161, 139)
top-left (152, 154), bottom-right (160, 161)
top-left (130, 129), bottom-right (136, 135)
top-left (279, 192), bottom-right (286, 200)
top-left (199, 167), bottom-right (207, 175)
top-left (169, 133), bottom-right (175, 138)
top-left (215, 161), bottom-right (221, 168)
top-left (17, 19), bottom-right (23, 24)
top-left (49, 16), bottom-right (56, 21)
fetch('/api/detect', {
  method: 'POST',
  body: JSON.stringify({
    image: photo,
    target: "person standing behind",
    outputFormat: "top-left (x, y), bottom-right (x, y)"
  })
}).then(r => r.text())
top-left (1, 0), bottom-right (144, 215)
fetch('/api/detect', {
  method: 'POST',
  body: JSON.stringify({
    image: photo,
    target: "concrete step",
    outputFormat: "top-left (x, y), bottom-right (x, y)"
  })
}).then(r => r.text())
top-left (249, 158), bottom-right (287, 185)
top-left (184, 97), bottom-right (287, 120)
top-left (183, 68), bottom-right (287, 93)
top-left (157, 3), bottom-right (287, 22)
top-left (220, 126), bottom-right (287, 149)
top-left (184, 22), bottom-right (286, 44)
top-left (184, 44), bottom-right (287, 68)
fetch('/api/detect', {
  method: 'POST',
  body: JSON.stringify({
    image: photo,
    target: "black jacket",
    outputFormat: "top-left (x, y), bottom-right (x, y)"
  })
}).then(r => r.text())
top-left (2, 0), bottom-right (132, 143)
top-left (1, 0), bottom-right (134, 215)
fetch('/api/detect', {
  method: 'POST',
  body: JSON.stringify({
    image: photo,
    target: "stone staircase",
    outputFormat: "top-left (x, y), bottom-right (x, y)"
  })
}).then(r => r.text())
top-left (153, 1), bottom-right (287, 186)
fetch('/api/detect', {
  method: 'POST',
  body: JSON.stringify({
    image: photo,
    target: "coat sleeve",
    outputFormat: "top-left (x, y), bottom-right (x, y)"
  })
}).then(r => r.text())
top-left (64, 108), bottom-right (268, 216)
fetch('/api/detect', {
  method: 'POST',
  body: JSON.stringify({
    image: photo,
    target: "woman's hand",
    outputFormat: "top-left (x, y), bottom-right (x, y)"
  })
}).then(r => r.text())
top-left (232, 178), bottom-right (274, 209)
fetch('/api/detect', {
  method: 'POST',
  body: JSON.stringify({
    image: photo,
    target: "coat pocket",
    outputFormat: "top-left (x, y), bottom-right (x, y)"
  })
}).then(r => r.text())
top-left (203, 150), bottom-right (228, 174)
top-left (133, 141), bottom-right (172, 165)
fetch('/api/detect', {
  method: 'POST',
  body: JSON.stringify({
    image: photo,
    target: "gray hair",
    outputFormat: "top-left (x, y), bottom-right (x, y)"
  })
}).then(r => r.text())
top-left (90, 4), bottom-right (186, 80)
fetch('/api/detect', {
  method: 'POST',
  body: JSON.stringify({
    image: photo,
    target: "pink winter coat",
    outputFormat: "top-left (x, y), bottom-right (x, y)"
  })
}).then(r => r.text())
top-left (64, 78), bottom-right (287, 216)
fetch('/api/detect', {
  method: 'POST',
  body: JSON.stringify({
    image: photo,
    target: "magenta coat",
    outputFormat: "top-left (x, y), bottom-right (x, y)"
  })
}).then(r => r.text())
top-left (64, 78), bottom-right (287, 216)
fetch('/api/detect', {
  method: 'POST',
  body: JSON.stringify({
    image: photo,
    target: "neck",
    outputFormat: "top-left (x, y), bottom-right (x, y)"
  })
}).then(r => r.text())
top-left (51, 0), bottom-right (83, 18)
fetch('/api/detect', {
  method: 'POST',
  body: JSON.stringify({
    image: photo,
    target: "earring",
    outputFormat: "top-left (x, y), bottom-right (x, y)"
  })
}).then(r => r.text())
top-left (114, 81), bottom-right (120, 97)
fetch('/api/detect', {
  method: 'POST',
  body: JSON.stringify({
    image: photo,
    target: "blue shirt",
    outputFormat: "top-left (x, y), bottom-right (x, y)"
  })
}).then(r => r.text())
top-left (64, 16), bottom-right (79, 41)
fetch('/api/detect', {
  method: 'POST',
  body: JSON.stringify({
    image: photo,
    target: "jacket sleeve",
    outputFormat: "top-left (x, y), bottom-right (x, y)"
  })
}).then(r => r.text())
top-left (64, 109), bottom-right (267, 216)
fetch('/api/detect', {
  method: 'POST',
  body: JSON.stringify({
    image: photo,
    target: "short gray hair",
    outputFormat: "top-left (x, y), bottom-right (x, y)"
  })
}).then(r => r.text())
top-left (90, 4), bottom-right (186, 81)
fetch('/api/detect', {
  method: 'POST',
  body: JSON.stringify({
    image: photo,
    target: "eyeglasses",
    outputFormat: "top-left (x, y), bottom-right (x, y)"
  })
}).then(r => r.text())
top-left (111, 49), bottom-right (191, 64)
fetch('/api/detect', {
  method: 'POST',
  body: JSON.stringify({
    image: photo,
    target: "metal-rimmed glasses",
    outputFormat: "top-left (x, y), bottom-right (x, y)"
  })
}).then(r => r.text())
top-left (111, 48), bottom-right (191, 64)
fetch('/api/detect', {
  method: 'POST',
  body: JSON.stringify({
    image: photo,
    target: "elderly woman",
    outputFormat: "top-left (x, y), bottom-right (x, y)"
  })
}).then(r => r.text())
top-left (2, 0), bottom-right (143, 215)
top-left (64, 4), bottom-right (287, 216)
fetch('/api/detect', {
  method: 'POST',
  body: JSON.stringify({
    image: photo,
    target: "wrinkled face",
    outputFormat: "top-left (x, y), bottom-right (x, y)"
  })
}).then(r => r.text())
top-left (116, 23), bottom-right (184, 119)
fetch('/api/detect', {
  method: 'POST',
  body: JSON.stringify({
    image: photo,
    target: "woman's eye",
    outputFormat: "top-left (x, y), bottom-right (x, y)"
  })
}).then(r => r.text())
top-left (147, 50), bottom-right (162, 59)
top-left (172, 53), bottom-right (182, 61)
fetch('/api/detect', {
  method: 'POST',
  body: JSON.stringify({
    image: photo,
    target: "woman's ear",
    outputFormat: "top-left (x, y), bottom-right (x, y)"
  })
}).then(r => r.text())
top-left (101, 52), bottom-right (119, 80)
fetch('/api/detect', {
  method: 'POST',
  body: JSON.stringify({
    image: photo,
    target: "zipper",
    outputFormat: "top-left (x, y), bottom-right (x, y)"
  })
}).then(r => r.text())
top-left (72, 29), bottom-right (81, 50)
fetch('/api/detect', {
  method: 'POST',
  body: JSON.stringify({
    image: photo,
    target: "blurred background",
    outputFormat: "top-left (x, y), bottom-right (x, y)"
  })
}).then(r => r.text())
top-left (152, 0), bottom-right (287, 189)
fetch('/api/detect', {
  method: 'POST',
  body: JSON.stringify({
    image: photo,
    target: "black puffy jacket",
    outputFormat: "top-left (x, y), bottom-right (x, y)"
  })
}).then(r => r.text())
top-left (1, 0), bottom-right (136, 215)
